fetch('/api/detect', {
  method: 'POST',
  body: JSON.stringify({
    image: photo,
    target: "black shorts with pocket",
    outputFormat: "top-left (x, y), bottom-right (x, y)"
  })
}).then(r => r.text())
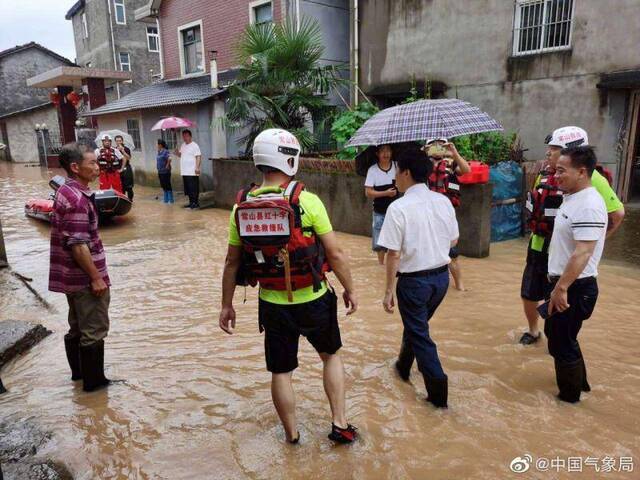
top-left (259, 290), bottom-right (342, 374)
top-left (520, 247), bottom-right (549, 302)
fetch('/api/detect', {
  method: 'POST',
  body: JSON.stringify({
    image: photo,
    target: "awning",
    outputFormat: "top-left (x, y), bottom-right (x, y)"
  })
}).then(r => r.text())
top-left (81, 74), bottom-right (227, 117)
top-left (597, 69), bottom-right (640, 89)
top-left (135, 0), bottom-right (162, 23)
top-left (27, 66), bottom-right (132, 89)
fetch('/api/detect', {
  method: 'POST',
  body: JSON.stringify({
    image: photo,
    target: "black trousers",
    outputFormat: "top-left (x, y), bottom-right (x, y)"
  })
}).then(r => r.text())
top-left (544, 277), bottom-right (598, 363)
top-left (182, 175), bottom-right (200, 206)
top-left (158, 172), bottom-right (172, 191)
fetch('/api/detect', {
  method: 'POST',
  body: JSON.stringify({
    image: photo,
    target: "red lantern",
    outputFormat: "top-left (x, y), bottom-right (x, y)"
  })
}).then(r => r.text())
top-left (49, 91), bottom-right (60, 106)
top-left (66, 91), bottom-right (81, 108)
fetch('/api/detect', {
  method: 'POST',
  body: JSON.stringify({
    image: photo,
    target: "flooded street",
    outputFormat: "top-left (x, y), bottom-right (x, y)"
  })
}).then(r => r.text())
top-left (1, 161), bottom-right (639, 479)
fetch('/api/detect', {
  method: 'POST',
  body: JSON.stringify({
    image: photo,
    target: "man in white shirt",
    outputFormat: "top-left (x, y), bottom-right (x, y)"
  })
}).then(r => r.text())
top-left (378, 144), bottom-right (459, 408)
top-left (545, 146), bottom-right (607, 403)
top-left (175, 129), bottom-right (202, 209)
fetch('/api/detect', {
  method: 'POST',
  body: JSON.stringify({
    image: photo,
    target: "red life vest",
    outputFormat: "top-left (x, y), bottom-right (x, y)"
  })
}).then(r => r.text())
top-left (97, 148), bottom-right (122, 173)
top-left (428, 159), bottom-right (461, 208)
top-left (526, 168), bottom-right (563, 237)
top-left (234, 181), bottom-right (330, 302)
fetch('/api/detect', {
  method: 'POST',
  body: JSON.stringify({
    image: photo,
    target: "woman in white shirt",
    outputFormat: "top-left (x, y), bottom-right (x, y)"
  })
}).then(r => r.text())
top-left (364, 145), bottom-right (399, 265)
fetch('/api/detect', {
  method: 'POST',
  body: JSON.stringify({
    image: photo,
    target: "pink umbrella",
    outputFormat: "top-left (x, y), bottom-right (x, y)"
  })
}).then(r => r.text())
top-left (151, 116), bottom-right (195, 131)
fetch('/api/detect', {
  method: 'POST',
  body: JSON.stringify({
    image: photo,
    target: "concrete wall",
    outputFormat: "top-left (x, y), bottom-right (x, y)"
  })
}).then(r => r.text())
top-left (211, 158), bottom-right (493, 256)
top-left (3, 107), bottom-right (59, 164)
top-left (70, 0), bottom-right (161, 100)
top-left (0, 47), bottom-right (71, 116)
top-left (357, 0), bottom-right (640, 184)
top-left (212, 158), bottom-right (372, 235)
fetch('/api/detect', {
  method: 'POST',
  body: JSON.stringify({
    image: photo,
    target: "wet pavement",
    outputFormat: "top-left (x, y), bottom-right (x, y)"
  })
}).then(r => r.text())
top-left (1, 161), bottom-right (639, 479)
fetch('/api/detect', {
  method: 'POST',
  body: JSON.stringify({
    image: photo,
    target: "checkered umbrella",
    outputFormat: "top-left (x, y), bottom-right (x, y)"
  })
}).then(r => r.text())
top-left (346, 99), bottom-right (503, 148)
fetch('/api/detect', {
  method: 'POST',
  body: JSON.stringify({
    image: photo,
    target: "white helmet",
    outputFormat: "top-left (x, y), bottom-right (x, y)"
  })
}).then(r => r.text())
top-left (100, 134), bottom-right (112, 141)
top-left (253, 129), bottom-right (301, 176)
top-left (546, 126), bottom-right (589, 148)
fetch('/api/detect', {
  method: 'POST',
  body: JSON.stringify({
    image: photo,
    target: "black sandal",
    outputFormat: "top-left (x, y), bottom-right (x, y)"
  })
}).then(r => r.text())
top-left (519, 332), bottom-right (541, 345)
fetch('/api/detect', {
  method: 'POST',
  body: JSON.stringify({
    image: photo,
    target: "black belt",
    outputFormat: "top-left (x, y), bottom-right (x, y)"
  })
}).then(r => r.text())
top-left (397, 265), bottom-right (448, 278)
top-left (547, 275), bottom-right (596, 286)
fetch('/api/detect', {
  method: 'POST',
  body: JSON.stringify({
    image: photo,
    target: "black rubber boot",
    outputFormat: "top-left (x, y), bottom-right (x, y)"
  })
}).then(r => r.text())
top-left (64, 334), bottom-right (82, 381)
top-left (580, 357), bottom-right (591, 392)
top-left (425, 375), bottom-right (448, 409)
top-left (554, 359), bottom-right (583, 403)
top-left (80, 340), bottom-right (111, 392)
top-left (395, 339), bottom-right (414, 382)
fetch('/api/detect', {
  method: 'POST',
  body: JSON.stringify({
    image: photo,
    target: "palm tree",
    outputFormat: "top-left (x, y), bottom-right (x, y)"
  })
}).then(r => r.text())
top-left (226, 18), bottom-right (346, 153)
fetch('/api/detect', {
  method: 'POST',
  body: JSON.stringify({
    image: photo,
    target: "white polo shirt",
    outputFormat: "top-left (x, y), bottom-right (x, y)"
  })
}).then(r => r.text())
top-left (378, 183), bottom-right (459, 273)
top-left (179, 141), bottom-right (202, 176)
top-left (548, 186), bottom-right (608, 278)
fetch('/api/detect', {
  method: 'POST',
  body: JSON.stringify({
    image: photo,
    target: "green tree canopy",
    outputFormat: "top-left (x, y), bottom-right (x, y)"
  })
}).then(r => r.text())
top-left (227, 18), bottom-right (346, 153)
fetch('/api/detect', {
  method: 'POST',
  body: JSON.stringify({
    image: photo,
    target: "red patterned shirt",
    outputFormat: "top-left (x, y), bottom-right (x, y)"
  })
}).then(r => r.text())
top-left (48, 178), bottom-right (110, 294)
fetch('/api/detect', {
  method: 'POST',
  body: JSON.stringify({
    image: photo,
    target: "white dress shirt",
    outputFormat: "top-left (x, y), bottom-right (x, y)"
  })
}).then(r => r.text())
top-left (378, 183), bottom-right (459, 273)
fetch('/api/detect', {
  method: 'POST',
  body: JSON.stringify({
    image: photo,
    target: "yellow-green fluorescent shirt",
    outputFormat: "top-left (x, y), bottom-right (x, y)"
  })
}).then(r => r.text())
top-left (228, 186), bottom-right (332, 305)
top-left (529, 169), bottom-right (624, 252)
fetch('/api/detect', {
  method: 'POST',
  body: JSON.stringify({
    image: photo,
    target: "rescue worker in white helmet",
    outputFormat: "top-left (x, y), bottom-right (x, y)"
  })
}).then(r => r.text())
top-left (519, 126), bottom-right (625, 347)
top-left (425, 138), bottom-right (471, 291)
top-left (218, 129), bottom-right (359, 444)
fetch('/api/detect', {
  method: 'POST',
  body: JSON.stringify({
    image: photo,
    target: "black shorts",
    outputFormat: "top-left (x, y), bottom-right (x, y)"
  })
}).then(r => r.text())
top-left (520, 248), bottom-right (549, 302)
top-left (449, 247), bottom-right (459, 259)
top-left (259, 290), bottom-right (342, 374)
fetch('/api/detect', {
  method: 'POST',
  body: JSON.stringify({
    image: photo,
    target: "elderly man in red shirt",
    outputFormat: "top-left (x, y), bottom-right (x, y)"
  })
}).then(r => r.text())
top-left (49, 143), bottom-right (114, 392)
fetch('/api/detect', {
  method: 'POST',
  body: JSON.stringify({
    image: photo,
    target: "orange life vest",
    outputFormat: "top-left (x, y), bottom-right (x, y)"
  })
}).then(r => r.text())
top-left (234, 181), bottom-right (330, 302)
top-left (428, 159), bottom-right (461, 208)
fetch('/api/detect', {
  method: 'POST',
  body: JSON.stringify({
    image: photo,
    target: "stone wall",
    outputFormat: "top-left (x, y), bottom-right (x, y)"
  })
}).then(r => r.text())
top-left (0, 47), bottom-right (71, 117)
top-left (4, 106), bottom-right (59, 164)
top-left (211, 158), bottom-right (493, 257)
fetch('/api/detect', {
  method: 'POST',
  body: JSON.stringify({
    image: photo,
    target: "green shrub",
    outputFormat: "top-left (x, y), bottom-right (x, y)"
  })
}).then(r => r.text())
top-left (330, 102), bottom-right (379, 159)
top-left (452, 131), bottom-right (519, 165)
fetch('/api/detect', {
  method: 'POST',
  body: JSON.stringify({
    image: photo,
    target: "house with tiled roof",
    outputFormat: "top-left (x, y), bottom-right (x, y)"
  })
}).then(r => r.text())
top-left (0, 42), bottom-right (76, 163)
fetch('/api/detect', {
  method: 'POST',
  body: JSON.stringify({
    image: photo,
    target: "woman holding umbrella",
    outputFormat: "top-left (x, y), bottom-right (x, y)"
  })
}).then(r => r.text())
top-left (361, 145), bottom-right (399, 265)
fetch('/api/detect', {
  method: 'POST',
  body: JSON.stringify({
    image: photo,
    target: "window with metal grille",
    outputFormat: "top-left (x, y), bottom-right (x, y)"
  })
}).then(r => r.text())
top-left (147, 26), bottom-right (160, 52)
top-left (161, 129), bottom-right (178, 151)
top-left (126, 119), bottom-right (141, 150)
top-left (114, 0), bottom-right (126, 25)
top-left (119, 52), bottom-right (131, 71)
top-left (181, 25), bottom-right (203, 74)
top-left (513, 0), bottom-right (574, 56)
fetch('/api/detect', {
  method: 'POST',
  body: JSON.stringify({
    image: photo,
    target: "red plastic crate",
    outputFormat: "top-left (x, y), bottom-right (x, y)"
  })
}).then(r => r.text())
top-left (458, 161), bottom-right (489, 184)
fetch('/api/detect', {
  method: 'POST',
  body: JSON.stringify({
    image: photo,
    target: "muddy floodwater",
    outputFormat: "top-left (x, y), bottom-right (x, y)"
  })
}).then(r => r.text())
top-left (1, 162), bottom-right (639, 480)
